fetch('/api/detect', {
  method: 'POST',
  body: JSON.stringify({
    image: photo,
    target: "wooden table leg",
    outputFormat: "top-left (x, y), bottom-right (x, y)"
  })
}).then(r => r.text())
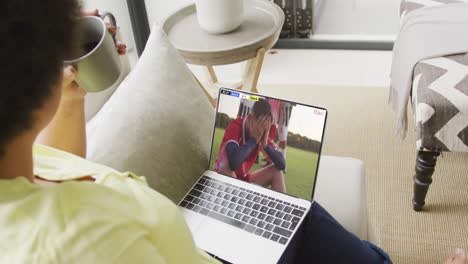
top-left (202, 66), bottom-right (221, 107)
top-left (193, 74), bottom-right (217, 108)
top-left (204, 66), bottom-right (218, 85)
top-left (242, 48), bottom-right (266, 93)
top-left (192, 48), bottom-right (266, 107)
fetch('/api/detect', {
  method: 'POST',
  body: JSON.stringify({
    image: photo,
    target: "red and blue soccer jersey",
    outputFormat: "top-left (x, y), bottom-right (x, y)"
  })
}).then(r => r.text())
top-left (214, 117), bottom-right (276, 182)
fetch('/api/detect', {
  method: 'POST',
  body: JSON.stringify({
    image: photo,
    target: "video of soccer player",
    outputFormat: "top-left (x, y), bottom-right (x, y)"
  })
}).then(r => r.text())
top-left (209, 89), bottom-right (327, 200)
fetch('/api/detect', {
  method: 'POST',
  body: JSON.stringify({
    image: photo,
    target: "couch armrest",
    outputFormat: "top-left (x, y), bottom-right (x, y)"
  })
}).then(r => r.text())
top-left (314, 156), bottom-right (368, 240)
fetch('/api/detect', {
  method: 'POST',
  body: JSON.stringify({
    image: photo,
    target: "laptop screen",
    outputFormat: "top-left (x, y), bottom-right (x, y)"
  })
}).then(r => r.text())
top-left (209, 88), bottom-right (327, 200)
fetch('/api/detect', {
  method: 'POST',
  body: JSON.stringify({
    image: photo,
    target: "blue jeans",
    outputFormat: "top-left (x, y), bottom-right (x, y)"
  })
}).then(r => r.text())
top-left (278, 202), bottom-right (392, 264)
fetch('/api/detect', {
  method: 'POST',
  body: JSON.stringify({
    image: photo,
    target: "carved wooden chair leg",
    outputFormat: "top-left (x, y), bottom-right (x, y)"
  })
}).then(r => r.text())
top-left (413, 151), bottom-right (440, 211)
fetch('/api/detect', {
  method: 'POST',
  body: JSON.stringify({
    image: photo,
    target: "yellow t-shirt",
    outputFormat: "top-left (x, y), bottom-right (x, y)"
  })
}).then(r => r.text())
top-left (0, 145), bottom-right (219, 264)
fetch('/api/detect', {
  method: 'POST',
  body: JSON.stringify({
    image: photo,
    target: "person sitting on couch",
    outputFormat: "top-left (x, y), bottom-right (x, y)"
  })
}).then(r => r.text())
top-left (0, 0), bottom-right (464, 263)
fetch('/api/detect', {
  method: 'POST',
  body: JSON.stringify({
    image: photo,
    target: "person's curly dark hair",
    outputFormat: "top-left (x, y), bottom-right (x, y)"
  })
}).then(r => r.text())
top-left (0, 0), bottom-right (79, 156)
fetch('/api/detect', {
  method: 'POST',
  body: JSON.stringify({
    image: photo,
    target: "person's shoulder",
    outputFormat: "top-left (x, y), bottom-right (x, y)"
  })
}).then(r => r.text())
top-left (49, 183), bottom-right (207, 263)
top-left (0, 181), bottom-right (137, 262)
top-left (35, 182), bottom-right (179, 260)
top-left (226, 117), bottom-right (243, 130)
top-left (33, 144), bottom-right (120, 182)
top-left (54, 179), bottom-right (174, 212)
top-left (0, 180), bottom-right (210, 264)
top-left (223, 118), bottom-right (243, 141)
top-left (43, 181), bottom-right (131, 214)
top-left (234, 117), bottom-right (244, 125)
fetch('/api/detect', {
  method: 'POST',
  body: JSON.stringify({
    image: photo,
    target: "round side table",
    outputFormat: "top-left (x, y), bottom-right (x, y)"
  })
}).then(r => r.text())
top-left (163, 0), bottom-right (284, 107)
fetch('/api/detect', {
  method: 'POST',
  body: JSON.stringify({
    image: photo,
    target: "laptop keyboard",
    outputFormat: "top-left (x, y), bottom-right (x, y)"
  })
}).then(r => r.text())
top-left (180, 176), bottom-right (307, 245)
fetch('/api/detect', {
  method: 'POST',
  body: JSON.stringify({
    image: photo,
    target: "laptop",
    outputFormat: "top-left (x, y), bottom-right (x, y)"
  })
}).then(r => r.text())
top-left (179, 88), bottom-right (327, 264)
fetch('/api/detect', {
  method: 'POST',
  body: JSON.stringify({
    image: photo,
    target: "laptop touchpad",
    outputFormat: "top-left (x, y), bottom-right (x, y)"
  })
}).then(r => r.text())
top-left (194, 218), bottom-right (281, 264)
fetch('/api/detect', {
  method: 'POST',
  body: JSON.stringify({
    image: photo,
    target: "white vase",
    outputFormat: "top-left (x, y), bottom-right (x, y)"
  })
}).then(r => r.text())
top-left (195, 0), bottom-right (245, 34)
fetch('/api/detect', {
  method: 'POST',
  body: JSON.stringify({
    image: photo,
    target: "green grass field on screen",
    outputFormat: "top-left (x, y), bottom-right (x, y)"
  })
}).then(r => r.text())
top-left (209, 128), bottom-right (319, 200)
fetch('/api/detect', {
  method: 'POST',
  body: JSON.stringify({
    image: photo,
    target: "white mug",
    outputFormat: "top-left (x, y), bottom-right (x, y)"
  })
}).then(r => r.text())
top-left (64, 13), bottom-right (121, 93)
top-left (195, 0), bottom-right (245, 34)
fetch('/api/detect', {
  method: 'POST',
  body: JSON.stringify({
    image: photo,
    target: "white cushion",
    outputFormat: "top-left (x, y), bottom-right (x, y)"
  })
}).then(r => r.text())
top-left (86, 25), bottom-right (214, 202)
top-left (314, 156), bottom-right (368, 240)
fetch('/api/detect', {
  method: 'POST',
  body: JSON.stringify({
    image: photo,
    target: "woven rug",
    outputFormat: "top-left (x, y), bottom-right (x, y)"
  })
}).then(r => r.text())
top-left (258, 84), bottom-right (468, 264)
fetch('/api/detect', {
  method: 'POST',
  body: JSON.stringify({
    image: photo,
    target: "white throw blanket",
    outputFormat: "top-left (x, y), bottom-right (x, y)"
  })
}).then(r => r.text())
top-left (390, 3), bottom-right (468, 138)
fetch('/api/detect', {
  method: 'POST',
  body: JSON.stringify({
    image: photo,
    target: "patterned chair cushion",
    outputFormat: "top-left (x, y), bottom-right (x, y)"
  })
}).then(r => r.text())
top-left (412, 54), bottom-right (468, 152)
top-left (400, 0), bottom-right (468, 152)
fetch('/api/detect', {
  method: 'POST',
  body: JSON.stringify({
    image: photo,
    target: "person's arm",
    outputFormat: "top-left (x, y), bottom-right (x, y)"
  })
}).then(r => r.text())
top-left (264, 144), bottom-right (286, 170)
top-left (225, 139), bottom-right (257, 171)
top-left (35, 9), bottom-right (127, 158)
top-left (36, 66), bottom-right (87, 157)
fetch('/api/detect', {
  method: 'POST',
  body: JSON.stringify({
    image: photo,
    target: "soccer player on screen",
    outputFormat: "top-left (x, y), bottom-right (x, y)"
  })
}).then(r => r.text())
top-left (214, 99), bottom-right (286, 192)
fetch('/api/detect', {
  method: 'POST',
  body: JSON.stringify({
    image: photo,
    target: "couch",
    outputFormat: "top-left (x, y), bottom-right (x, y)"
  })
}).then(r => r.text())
top-left (83, 24), bottom-right (369, 240)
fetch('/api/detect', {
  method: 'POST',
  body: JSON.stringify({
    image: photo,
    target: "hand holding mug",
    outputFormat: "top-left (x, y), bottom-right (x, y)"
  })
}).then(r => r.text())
top-left (61, 66), bottom-right (86, 101)
top-left (81, 10), bottom-right (127, 55)
top-left (64, 10), bottom-right (125, 93)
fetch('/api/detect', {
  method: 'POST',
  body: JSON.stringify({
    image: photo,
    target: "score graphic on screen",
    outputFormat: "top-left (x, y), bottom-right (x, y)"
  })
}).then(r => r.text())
top-left (211, 90), bottom-right (326, 200)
